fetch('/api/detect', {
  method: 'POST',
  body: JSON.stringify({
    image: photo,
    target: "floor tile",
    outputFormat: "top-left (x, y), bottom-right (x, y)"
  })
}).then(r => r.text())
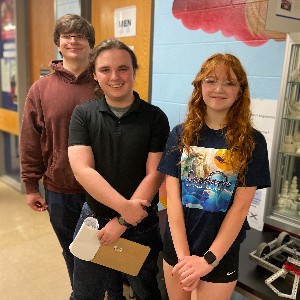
top-left (0, 181), bottom-right (72, 300)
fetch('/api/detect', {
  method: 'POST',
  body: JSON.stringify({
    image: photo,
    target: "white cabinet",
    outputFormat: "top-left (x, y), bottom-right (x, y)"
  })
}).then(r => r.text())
top-left (265, 33), bottom-right (300, 236)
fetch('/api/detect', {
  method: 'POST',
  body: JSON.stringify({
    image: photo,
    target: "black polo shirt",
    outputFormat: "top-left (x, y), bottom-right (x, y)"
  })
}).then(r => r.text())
top-left (69, 91), bottom-right (170, 218)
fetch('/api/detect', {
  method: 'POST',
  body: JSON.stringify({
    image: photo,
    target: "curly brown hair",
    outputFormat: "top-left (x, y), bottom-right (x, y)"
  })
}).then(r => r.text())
top-left (181, 53), bottom-right (255, 180)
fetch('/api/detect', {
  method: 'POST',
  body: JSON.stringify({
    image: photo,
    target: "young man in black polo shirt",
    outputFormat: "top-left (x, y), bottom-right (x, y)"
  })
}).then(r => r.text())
top-left (68, 39), bottom-right (170, 300)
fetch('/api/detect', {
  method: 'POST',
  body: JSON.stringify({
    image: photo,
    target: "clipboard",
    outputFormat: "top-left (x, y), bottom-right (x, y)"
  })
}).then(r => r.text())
top-left (91, 238), bottom-right (150, 276)
top-left (69, 217), bottom-right (150, 276)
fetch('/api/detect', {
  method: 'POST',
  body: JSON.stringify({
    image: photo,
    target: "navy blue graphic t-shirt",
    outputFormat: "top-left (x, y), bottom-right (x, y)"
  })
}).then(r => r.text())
top-left (157, 124), bottom-right (271, 261)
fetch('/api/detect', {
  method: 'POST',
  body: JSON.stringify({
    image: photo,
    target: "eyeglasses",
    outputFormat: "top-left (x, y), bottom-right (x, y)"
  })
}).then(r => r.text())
top-left (202, 77), bottom-right (239, 89)
top-left (60, 34), bottom-right (86, 41)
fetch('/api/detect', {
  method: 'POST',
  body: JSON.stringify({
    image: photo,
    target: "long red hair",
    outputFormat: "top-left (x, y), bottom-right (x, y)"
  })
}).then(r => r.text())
top-left (181, 53), bottom-right (255, 181)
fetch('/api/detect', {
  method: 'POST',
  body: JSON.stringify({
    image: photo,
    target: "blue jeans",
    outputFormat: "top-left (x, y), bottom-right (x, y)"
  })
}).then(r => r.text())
top-left (45, 191), bottom-right (123, 299)
top-left (45, 189), bottom-right (86, 288)
top-left (73, 203), bottom-right (163, 300)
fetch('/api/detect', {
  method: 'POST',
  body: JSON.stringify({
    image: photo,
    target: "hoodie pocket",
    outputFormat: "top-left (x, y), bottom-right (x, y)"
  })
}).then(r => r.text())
top-left (45, 150), bottom-right (79, 188)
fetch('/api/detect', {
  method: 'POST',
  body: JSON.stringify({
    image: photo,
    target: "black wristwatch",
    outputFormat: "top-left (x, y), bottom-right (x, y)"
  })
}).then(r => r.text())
top-left (117, 216), bottom-right (132, 228)
top-left (203, 250), bottom-right (219, 267)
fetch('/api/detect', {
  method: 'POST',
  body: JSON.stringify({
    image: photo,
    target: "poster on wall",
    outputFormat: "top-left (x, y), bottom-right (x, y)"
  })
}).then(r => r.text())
top-left (275, 0), bottom-right (300, 20)
top-left (1, 57), bottom-right (17, 105)
top-left (266, 0), bottom-right (300, 32)
top-left (0, 0), bottom-right (17, 110)
top-left (114, 6), bottom-right (136, 38)
top-left (0, 0), bottom-right (19, 182)
top-left (0, 0), bottom-right (15, 40)
top-left (248, 99), bottom-right (278, 231)
top-left (55, 0), bottom-right (80, 19)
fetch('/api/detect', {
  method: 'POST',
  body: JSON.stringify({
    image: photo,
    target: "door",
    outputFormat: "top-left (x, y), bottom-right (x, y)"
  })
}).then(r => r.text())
top-left (91, 0), bottom-right (153, 101)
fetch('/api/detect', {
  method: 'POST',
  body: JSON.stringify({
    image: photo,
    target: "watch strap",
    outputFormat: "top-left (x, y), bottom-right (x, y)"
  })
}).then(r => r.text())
top-left (117, 216), bottom-right (132, 228)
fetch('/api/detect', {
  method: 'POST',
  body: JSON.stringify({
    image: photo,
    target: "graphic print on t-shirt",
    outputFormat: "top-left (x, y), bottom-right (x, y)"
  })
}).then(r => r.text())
top-left (181, 146), bottom-right (237, 212)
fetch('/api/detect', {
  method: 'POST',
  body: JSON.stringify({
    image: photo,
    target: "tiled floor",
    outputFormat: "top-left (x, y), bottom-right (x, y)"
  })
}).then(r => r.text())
top-left (0, 180), bottom-right (72, 300)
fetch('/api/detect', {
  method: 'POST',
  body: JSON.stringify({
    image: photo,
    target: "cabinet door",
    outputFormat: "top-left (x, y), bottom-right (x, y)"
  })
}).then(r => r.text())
top-left (272, 40), bottom-right (300, 224)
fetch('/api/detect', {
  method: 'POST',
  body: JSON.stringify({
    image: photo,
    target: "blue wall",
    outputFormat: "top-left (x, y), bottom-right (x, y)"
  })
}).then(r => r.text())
top-left (151, 0), bottom-right (286, 129)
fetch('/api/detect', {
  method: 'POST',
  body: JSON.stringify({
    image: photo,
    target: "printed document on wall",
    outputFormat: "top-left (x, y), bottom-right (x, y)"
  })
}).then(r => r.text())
top-left (249, 99), bottom-right (278, 231)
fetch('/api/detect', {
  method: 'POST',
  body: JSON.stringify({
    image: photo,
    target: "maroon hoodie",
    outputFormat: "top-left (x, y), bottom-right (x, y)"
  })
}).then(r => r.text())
top-left (20, 60), bottom-right (96, 194)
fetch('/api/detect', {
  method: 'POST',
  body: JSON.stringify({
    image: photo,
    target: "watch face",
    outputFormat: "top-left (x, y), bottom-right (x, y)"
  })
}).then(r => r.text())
top-left (204, 251), bottom-right (216, 264)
